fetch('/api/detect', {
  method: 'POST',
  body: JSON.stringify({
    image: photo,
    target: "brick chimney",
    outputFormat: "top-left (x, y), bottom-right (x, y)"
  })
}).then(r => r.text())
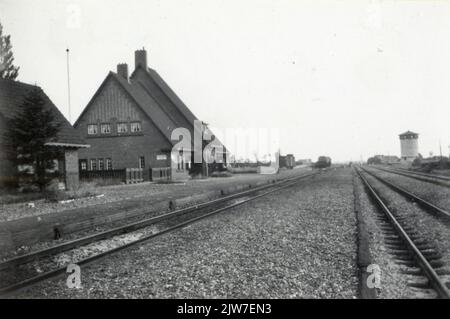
top-left (117, 63), bottom-right (129, 81)
top-left (135, 48), bottom-right (148, 71)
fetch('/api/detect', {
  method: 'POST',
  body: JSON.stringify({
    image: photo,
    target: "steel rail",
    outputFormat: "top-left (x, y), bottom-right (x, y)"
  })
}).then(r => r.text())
top-left (356, 168), bottom-right (450, 299)
top-left (393, 167), bottom-right (450, 181)
top-left (0, 171), bottom-right (317, 296)
top-left (361, 167), bottom-right (450, 219)
top-left (0, 172), bottom-right (315, 272)
top-left (373, 166), bottom-right (450, 189)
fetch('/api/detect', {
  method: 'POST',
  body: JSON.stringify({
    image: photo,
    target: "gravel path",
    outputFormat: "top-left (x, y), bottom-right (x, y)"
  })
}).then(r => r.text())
top-left (14, 168), bottom-right (358, 299)
top-left (0, 168), bottom-right (308, 223)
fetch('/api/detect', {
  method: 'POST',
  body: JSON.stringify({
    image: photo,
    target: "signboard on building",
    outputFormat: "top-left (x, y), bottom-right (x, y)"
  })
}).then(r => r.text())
top-left (156, 154), bottom-right (167, 160)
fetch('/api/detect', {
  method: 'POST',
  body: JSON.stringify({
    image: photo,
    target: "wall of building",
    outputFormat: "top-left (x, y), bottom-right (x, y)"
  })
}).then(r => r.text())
top-left (0, 114), bottom-right (15, 186)
top-left (64, 149), bottom-right (79, 190)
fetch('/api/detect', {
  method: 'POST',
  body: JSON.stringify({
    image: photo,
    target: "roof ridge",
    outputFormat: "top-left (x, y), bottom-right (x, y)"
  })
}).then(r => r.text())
top-left (146, 67), bottom-right (198, 122)
top-left (0, 79), bottom-right (87, 147)
top-left (134, 78), bottom-right (187, 129)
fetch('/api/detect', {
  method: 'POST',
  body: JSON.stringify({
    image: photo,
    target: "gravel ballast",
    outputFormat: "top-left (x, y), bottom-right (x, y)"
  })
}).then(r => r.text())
top-left (14, 168), bottom-right (358, 299)
top-left (363, 171), bottom-right (450, 267)
top-left (353, 172), bottom-right (420, 298)
top-left (366, 167), bottom-right (450, 211)
top-left (356, 169), bottom-right (450, 298)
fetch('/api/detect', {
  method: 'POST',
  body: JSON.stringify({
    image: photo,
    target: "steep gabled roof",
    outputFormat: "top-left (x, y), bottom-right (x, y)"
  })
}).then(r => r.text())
top-left (74, 72), bottom-right (181, 146)
top-left (131, 66), bottom-right (227, 152)
top-left (147, 68), bottom-right (198, 126)
top-left (0, 78), bottom-right (88, 147)
top-left (76, 66), bottom-right (227, 153)
top-left (112, 72), bottom-right (182, 144)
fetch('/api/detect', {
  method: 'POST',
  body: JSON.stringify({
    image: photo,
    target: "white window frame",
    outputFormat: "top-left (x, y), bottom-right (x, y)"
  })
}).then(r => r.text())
top-left (98, 158), bottom-right (104, 170)
top-left (90, 159), bottom-right (97, 171)
top-left (117, 123), bottom-right (128, 133)
top-left (131, 122), bottom-right (142, 133)
top-left (139, 156), bottom-right (145, 169)
top-left (88, 124), bottom-right (98, 135)
top-left (101, 123), bottom-right (111, 134)
top-left (106, 158), bottom-right (112, 170)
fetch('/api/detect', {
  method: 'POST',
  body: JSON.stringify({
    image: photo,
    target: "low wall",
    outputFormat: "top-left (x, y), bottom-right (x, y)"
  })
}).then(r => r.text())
top-left (227, 167), bottom-right (258, 174)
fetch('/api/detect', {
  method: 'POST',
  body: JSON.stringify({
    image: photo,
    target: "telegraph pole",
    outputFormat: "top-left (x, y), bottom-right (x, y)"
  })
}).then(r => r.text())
top-left (66, 48), bottom-right (72, 123)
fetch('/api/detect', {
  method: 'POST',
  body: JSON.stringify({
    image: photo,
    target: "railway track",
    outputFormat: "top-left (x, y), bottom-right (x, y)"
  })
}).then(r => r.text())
top-left (0, 170), bottom-right (319, 297)
top-left (393, 167), bottom-right (450, 181)
top-left (356, 167), bottom-right (450, 299)
top-left (361, 166), bottom-right (450, 219)
top-left (373, 166), bottom-right (450, 189)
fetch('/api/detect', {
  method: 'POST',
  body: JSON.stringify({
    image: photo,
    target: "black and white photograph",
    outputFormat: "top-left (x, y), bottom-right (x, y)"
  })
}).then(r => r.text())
top-left (1, 0), bottom-right (450, 306)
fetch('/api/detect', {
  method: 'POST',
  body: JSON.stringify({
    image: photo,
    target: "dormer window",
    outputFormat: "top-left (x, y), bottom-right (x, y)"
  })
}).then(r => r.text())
top-left (117, 123), bottom-right (128, 133)
top-left (101, 123), bottom-right (111, 134)
top-left (88, 124), bottom-right (98, 135)
top-left (131, 122), bottom-right (142, 132)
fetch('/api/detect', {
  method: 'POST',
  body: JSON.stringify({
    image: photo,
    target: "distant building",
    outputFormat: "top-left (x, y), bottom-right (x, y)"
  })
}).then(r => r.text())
top-left (279, 154), bottom-right (295, 169)
top-left (399, 130), bottom-right (419, 161)
top-left (374, 155), bottom-right (400, 164)
top-left (296, 159), bottom-right (312, 165)
top-left (0, 78), bottom-right (89, 190)
top-left (74, 49), bottom-right (226, 181)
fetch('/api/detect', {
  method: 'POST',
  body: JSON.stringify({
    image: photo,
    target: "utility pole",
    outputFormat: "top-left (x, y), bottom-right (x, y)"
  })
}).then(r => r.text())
top-left (66, 48), bottom-right (72, 123)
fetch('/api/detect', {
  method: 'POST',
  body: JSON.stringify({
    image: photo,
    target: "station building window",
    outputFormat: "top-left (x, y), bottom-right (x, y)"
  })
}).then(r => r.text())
top-left (139, 156), bottom-right (145, 169)
top-left (117, 123), bottom-right (128, 133)
top-left (106, 158), bottom-right (112, 170)
top-left (98, 158), bottom-right (104, 170)
top-left (88, 124), bottom-right (98, 135)
top-left (131, 122), bottom-right (142, 132)
top-left (101, 123), bottom-right (111, 134)
top-left (90, 159), bottom-right (97, 171)
top-left (79, 159), bottom-right (87, 171)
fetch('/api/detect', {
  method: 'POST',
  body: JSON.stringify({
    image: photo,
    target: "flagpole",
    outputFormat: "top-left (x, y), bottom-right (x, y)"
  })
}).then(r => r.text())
top-left (66, 48), bottom-right (72, 123)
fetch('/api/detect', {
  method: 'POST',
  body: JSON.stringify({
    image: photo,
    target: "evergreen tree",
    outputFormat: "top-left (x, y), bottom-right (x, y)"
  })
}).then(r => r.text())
top-left (6, 87), bottom-right (61, 190)
top-left (0, 22), bottom-right (19, 80)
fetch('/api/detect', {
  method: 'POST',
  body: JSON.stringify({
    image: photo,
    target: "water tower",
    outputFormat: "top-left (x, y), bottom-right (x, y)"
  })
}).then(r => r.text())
top-left (399, 131), bottom-right (419, 161)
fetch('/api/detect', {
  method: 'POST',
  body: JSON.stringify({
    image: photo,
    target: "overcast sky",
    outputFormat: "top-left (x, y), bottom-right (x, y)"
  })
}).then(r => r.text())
top-left (2, 0), bottom-right (450, 162)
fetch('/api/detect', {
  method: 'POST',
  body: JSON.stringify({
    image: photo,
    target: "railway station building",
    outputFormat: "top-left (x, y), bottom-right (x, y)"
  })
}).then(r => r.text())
top-left (73, 49), bottom-right (227, 181)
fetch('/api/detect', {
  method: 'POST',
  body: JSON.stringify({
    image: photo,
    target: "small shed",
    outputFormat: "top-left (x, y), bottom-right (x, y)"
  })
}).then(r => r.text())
top-left (0, 78), bottom-right (89, 190)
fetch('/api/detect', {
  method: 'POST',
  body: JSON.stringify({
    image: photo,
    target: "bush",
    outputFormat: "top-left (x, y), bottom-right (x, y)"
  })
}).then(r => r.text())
top-left (210, 171), bottom-right (233, 178)
top-left (412, 157), bottom-right (422, 167)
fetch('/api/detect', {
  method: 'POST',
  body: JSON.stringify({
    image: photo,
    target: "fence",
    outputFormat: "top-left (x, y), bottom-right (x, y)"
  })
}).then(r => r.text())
top-left (150, 167), bottom-right (172, 182)
top-left (80, 168), bottom-right (144, 184)
top-left (125, 168), bottom-right (144, 184)
top-left (80, 169), bottom-right (126, 184)
top-left (80, 168), bottom-right (164, 184)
